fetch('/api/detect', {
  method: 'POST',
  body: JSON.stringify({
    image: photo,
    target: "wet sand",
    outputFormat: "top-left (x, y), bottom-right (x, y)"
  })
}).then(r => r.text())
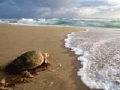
top-left (0, 24), bottom-right (101, 90)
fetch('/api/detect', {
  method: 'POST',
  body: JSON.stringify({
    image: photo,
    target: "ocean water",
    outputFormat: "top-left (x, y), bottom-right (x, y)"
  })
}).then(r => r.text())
top-left (0, 18), bottom-right (120, 28)
top-left (1, 18), bottom-right (120, 90)
top-left (65, 28), bottom-right (120, 90)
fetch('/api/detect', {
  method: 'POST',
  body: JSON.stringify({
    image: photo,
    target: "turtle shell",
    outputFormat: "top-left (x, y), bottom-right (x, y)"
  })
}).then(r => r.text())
top-left (5, 51), bottom-right (45, 73)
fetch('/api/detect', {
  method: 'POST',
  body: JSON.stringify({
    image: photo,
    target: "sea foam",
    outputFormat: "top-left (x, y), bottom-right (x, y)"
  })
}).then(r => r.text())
top-left (65, 29), bottom-right (120, 90)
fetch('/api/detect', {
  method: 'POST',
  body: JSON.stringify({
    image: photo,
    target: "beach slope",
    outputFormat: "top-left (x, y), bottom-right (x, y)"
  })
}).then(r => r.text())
top-left (0, 24), bottom-right (97, 90)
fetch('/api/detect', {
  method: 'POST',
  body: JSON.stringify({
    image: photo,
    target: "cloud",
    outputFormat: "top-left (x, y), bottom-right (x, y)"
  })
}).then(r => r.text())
top-left (0, 0), bottom-right (74, 18)
top-left (72, 7), bottom-right (100, 16)
top-left (74, 0), bottom-right (108, 7)
top-left (0, 0), bottom-right (120, 18)
top-left (107, 0), bottom-right (120, 5)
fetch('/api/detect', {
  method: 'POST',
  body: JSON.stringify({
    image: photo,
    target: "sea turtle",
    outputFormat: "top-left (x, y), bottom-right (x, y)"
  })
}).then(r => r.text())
top-left (4, 51), bottom-right (50, 77)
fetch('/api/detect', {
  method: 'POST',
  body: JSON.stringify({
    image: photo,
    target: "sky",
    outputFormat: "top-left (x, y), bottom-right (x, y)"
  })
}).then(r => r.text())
top-left (0, 0), bottom-right (120, 18)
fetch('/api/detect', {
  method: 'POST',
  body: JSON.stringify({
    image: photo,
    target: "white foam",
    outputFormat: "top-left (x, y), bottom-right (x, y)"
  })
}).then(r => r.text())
top-left (17, 18), bottom-right (37, 24)
top-left (65, 29), bottom-right (120, 90)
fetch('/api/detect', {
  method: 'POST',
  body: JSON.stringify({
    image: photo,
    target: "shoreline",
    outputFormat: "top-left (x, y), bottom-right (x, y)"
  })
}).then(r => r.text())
top-left (0, 24), bottom-right (101, 90)
top-left (1, 23), bottom-right (83, 29)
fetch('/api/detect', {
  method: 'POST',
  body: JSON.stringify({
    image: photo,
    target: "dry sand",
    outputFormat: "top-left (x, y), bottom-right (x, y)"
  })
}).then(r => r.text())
top-left (0, 24), bottom-right (101, 90)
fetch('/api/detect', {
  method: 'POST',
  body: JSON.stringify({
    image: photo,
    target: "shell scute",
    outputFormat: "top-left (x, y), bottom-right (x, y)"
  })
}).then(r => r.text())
top-left (5, 51), bottom-right (46, 73)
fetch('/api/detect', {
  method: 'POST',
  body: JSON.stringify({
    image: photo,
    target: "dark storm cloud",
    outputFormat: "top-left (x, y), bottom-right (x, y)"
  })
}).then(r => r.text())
top-left (0, 0), bottom-right (73, 18)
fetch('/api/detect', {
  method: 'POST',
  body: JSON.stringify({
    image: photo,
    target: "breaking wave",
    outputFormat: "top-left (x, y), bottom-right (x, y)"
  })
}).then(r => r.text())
top-left (65, 29), bottom-right (120, 90)
top-left (1, 18), bottom-right (120, 28)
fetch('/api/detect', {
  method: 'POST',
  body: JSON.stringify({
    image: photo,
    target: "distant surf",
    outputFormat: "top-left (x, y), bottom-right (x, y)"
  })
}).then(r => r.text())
top-left (1, 18), bottom-right (120, 28)
top-left (65, 28), bottom-right (120, 90)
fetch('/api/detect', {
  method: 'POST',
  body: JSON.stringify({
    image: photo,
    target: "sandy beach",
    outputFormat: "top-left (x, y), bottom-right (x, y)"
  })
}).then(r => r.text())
top-left (0, 24), bottom-right (101, 90)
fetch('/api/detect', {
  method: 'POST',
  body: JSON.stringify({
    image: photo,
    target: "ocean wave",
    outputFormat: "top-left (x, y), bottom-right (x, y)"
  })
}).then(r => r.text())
top-left (1, 18), bottom-right (120, 28)
top-left (65, 29), bottom-right (120, 90)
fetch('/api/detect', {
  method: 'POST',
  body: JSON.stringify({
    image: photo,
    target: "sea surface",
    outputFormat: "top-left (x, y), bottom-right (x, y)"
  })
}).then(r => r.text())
top-left (0, 18), bottom-right (120, 28)
top-left (1, 18), bottom-right (120, 90)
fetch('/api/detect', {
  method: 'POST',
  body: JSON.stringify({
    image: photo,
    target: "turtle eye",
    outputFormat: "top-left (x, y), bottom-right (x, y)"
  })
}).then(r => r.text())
top-left (44, 53), bottom-right (49, 57)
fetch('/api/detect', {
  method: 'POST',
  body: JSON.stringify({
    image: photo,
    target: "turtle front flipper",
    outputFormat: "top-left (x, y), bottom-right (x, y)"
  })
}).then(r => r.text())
top-left (22, 71), bottom-right (34, 78)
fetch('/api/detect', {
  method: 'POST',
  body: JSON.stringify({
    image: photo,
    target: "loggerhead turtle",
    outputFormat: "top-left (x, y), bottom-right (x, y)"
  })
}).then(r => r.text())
top-left (4, 51), bottom-right (50, 77)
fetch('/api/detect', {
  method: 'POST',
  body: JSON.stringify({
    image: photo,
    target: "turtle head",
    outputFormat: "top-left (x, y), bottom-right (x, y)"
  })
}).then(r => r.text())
top-left (43, 53), bottom-right (50, 63)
